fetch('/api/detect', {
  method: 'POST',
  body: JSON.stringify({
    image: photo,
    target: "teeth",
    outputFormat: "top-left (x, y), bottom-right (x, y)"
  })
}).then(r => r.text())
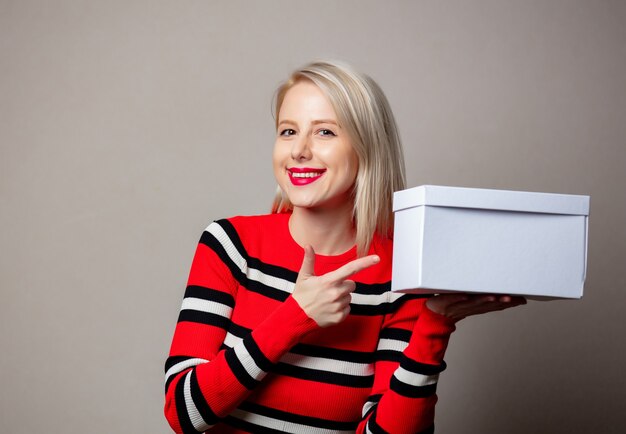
top-left (291, 172), bottom-right (322, 178)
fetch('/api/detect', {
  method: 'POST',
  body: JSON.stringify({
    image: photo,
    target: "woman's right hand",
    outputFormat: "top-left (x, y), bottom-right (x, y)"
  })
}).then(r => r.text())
top-left (292, 245), bottom-right (380, 328)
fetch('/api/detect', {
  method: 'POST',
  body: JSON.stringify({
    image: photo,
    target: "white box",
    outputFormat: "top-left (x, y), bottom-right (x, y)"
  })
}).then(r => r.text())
top-left (391, 185), bottom-right (589, 299)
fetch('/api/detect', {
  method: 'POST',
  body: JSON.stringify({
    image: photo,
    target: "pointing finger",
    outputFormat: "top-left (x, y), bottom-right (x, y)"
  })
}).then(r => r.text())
top-left (325, 255), bottom-right (380, 283)
top-left (298, 245), bottom-right (316, 280)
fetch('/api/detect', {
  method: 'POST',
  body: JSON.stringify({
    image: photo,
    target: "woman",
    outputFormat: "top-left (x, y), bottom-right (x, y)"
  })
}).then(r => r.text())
top-left (164, 61), bottom-right (525, 433)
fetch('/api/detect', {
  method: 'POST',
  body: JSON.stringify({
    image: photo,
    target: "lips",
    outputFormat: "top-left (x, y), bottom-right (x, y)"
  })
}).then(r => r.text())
top-left (287, 167), bottom-right (326, 186)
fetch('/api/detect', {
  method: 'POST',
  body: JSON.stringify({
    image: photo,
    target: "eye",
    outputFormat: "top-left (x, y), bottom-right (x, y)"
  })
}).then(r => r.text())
top-left (318, 129), bottom-right (336, 137)
top-left (279, 129), bottom-right (296, 137)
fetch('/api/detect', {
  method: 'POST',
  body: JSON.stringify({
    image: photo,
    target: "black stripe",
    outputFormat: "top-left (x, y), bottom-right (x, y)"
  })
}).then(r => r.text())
top-left (390, 376), bottom-right (438, 398)
top-left (376, 350), bottom-right (402, 363)
top-left (177, 310), bottom-right (230, 329)
top-left (353, 281), bottom-right (391, 295)
top-left (227, 321), bottom-right (251, 339)
top-left (367, 409), bottom-right (389, 434)
top-left (379, 327), bottom-right (412, 342)
top-left (419, 425), bottom-right (436, 434)
top-left (349, 293), bottom-right (428, 316)
top-left (183, 285), bottom-right (235, 307)
top-left (225, 348), bottom-right (258, 390)
top-left (244, 278), bottom-right (290, 302)
top-left (165, 355), bottom-right (192, 374)
top-left (174, 372), bottom-right (198, 434)
top-left (238, 400), bottom-right (358, 431)
top-left (243, 335), bottom-right (274, 372)
top-left (223, 415), bottom-right (286, 434)
top-left (400, 356), bottom-right (446, 376)
top-left (165, 374), bottom-right (176, 395)
top-left (275, 362), bottom-right (373, 388)
top-left (349, 303), bottom-right (391, 316)
top-left (291, 343), bottom-right (375, 364)
top-left (376, 350), bottom-right (403, 363)
top-left (189, 369), bottom-right (219, 426)
top-left (363, 394), bottom-right (382, 419)
top-left (389, 293), bottom-right (430, 309)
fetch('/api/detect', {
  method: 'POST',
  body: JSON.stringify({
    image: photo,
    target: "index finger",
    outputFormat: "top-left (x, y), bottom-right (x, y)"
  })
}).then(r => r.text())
top-left (325, 255), bottom-right (380, 283)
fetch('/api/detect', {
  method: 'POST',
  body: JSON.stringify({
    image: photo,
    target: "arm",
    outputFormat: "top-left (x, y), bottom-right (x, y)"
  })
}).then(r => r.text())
top-left (358, 293), bottom-right (527, 433)
top-left (164, 223), bottom-right (319, 433)
top-left (358, 296), bottom-right (456, 434)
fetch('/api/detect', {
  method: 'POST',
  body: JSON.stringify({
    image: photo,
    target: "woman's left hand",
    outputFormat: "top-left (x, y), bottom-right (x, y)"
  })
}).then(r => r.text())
top-left (425, 293), bottom-right (527, 323)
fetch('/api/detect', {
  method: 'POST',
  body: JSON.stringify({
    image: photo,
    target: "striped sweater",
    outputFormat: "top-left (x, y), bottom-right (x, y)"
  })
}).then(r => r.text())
top-left (164, 213), bottom-right (456, 433)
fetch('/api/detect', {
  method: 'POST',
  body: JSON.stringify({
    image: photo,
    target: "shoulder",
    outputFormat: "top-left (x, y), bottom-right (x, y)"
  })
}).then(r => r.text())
top-left (201, 213), bottom-right (293, 257)
top-left (209, 213), bottom-right (289, 239)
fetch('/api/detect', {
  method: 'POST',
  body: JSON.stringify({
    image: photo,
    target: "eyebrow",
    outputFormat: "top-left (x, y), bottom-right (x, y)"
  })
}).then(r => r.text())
top-left (277, 119), bottom-right (339, 127)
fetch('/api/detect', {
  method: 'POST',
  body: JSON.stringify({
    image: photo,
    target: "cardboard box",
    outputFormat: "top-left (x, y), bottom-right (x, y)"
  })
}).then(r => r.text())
top-left (391, 185), bottom-right (589, 299)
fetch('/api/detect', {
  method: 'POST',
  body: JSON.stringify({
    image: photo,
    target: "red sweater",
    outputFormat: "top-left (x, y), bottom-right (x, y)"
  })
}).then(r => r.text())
top-left (164, 213), bottom-right (456, 433)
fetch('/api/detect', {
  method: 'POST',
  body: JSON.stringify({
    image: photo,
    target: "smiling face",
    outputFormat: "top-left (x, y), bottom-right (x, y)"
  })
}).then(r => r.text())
top-left (273, 80), bottom-right (359, 212)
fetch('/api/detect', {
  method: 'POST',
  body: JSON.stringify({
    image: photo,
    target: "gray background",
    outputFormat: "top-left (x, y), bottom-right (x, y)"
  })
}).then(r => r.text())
top-left (1, 0), bottom-right (625, 433)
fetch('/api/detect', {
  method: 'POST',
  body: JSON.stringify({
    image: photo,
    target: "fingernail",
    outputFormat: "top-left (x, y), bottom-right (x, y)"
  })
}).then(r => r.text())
top-left (372, 255), bottom-right (380, 263)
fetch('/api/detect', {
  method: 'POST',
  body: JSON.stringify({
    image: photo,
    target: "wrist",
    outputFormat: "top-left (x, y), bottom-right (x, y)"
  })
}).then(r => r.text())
top-left (403, 301), bottom-right (456, 365)
top-left (251, 296), bottom-right (320, 363)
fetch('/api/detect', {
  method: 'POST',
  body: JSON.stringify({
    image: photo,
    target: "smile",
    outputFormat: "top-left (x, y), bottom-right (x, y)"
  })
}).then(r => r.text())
top-left (288, 168), bottom-right (326, 185)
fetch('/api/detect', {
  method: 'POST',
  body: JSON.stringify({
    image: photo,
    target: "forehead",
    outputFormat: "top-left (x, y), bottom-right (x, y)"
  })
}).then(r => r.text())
top-left (278, 80), bottom-right (338, 121)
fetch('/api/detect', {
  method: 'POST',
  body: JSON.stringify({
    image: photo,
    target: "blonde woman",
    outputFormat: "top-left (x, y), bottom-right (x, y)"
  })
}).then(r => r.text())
top-left (164, 61), bottom-right (525, 434)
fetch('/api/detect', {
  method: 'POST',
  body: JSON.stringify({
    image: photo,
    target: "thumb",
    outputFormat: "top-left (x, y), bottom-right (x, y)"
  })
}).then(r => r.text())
top-left (298, 245), bottom-right (316, 280)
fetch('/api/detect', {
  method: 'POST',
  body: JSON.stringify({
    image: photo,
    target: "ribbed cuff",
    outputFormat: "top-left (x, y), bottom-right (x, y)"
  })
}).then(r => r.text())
top-left (250, 296), bottom-right (320, 363)
top-left (404, 303), bottom-right (456, 365)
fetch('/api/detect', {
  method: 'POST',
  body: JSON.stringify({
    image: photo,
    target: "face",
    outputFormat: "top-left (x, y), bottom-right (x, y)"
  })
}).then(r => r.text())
top-left (273, 80), bottom-right (359, 212)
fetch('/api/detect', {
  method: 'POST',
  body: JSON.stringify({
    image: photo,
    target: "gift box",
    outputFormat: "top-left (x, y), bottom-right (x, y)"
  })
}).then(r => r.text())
top-left (391, 185), bottom-right (590, 299)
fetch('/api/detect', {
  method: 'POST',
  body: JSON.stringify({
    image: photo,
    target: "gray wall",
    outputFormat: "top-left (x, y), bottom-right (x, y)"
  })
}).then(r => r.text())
top-left (2, 1), bottom-right (625, 433)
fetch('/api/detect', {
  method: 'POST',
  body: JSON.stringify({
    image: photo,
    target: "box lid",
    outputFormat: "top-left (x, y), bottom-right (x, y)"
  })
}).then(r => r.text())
top-left (393, 185), bottom-right (590, 215)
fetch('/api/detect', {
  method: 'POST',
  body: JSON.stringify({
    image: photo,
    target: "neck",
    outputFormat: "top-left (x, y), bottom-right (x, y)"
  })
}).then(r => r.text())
top-left (289, 202), bottom-right (355, 256)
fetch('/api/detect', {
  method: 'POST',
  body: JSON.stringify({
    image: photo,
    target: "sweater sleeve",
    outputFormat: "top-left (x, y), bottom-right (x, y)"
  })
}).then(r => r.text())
top-left (163, 223), bottom-right (319, 434)
top-left (357, 295), bottom-right (456, 434)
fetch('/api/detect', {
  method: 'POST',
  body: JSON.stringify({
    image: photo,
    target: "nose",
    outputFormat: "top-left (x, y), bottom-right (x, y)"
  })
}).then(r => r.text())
top-left (291, 134), bottom-right (312, 161)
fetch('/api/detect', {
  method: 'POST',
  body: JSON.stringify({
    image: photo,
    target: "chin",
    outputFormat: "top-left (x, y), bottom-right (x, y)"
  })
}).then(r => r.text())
top-left (287, 198), bottom-right (321, 209)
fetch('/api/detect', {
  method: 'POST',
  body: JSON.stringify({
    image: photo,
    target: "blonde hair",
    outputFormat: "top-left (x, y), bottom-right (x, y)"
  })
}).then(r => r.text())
top-left (272, 60), bottom-right (406, 257)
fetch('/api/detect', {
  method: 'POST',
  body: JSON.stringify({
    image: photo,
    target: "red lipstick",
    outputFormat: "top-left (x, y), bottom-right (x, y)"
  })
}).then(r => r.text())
top-left (287, 167), bottom-right (326, 186)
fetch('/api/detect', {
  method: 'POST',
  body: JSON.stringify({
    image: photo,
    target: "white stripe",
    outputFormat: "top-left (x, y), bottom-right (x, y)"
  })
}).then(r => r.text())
top-left (376, 337), bottom-right (409, 353)
top-left (351, 291), bottom-right (403, 306)
top-left (247, 266), bottom-right (295, 293)
top-left (394, 366), bottom-right (439, 387)
top-left (280, 352), bottom-right (374, 377)
top-left (361, 400), bottom-right (376, 418)
top-left (183, 371), bottom-right (212, 431)
top-left (181, 297), bottom-right (232, 318)
top-left (223, 331), bottom-right (242, 348)
top-left (230, 408), bottom-right (353, 434)
top-left (165, 358), bottom-right (208, 384)
top-left (233, 341), bottom-right (266, 380)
